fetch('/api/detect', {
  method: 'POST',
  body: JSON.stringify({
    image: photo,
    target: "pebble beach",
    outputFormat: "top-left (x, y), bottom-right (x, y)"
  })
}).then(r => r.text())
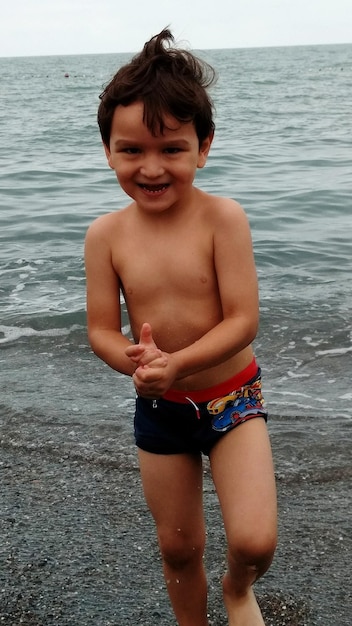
top-left (1, 411), bottom-right (351, 625)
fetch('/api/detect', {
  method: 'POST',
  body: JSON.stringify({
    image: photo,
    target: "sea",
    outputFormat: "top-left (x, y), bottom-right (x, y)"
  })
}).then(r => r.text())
top-left (0, 43), bottom-right (351, 624)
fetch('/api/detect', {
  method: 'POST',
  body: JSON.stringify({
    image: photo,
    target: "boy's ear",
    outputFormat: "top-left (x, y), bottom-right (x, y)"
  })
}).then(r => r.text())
top-left (197, 132), bottom-right (214, 169)
top-left (103, 142), bottom-right (114, 169)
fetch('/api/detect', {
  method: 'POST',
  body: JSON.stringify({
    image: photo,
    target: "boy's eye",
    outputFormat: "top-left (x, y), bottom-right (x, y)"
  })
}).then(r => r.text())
top-left (164, 147), bottom-right (182, 154)
top-left (121, 147), bottom-right (141, 154)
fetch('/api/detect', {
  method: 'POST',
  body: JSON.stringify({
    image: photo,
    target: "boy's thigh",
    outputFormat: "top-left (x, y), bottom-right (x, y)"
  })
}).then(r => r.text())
top-left (137, 449), bottom-right (205, 534)
top-left (209, 418), bottom-right (277, 540)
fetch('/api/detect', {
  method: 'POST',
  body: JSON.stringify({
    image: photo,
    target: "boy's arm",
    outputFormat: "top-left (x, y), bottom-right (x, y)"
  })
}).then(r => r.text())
top-left (84, 218), bottom-right (136, 376)
top-left (173, 200), bottom-right (259, 375)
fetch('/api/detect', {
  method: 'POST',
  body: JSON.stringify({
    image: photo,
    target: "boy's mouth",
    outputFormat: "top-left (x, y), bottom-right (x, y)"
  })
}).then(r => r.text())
top-left (138, 183), bottom-right (169, 193)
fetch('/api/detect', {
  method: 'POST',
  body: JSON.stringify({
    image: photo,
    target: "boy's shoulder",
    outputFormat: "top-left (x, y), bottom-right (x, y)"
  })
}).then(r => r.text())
top-left (86, 206), bottom-right (130, 238)
top-left (199, 188), bottom-right (244, 210)
top-left (200, 191), bottom-right (249, 224)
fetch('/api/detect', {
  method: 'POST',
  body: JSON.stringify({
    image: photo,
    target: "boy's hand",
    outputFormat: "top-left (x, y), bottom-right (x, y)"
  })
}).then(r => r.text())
top-left (125, 323), bottom-right (177, 398)
top-left (125, 322), bottom-right (164, 366)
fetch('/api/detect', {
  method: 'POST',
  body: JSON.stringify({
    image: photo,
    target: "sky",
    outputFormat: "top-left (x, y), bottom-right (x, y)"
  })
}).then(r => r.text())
top-left (1, 0), bottom-right (351, 57)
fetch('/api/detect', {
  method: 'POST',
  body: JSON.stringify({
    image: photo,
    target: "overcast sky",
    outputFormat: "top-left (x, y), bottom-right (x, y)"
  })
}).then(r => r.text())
top-left (1, 0), bottom-right (351, 57)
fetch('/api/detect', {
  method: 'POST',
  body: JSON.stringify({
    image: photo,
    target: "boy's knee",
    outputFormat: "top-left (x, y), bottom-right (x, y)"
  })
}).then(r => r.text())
top-left (158, 528), bottom-right (205, 570)
top-left (227, 529), bottom-right (277, 575)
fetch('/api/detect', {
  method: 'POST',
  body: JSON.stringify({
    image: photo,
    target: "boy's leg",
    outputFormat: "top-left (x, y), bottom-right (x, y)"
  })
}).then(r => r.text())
top-left (209, 418), bottom-right (277, 626)
top-left (138, 449), bottom-right (209, 626)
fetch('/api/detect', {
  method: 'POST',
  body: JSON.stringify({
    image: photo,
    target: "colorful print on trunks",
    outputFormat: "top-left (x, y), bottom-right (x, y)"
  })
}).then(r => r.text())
top-left (207, 378), bottom-right (267, 432)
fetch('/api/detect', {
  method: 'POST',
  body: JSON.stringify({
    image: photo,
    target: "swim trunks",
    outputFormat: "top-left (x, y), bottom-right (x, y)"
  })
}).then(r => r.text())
top-left (134, 358), bottom-right (268, 456)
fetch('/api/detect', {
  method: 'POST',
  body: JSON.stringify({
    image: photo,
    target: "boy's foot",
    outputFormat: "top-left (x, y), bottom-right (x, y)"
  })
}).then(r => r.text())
top-left (224, 586), bottom-right (265, 626)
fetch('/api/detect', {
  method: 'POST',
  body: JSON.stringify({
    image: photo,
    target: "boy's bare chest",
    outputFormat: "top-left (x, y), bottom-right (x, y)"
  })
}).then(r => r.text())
top-left (112, 228), bottom-right (216, 298)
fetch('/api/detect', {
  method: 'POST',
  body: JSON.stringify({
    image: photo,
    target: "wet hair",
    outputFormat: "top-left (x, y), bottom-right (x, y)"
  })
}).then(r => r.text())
top-left (98, 28), bottom-right (216, 147)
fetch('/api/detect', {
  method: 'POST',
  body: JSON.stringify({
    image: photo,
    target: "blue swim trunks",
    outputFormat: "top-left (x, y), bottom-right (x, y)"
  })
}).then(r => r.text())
top-left (134, 358), bottom-right (268, 456)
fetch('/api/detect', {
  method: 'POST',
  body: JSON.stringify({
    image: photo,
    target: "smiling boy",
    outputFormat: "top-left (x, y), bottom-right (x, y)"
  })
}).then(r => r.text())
top-left (85, 29), bottom-right (277, 626)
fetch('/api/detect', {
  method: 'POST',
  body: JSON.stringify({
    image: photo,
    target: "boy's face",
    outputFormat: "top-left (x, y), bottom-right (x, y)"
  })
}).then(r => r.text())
top-left (104, 101), bottom-right (212, 214)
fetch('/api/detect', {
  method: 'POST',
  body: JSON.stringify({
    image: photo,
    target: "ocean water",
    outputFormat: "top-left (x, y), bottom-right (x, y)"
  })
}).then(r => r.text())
top-left (0, 43), bottom-right (351, 461)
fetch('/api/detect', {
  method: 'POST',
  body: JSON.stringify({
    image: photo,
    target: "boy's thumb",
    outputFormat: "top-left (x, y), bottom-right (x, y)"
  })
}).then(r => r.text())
top-left (140, 322), bottom-right (155, 347)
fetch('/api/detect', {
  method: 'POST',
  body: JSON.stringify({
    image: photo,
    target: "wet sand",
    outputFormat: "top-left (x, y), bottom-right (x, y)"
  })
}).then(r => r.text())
top-left (1, 424), bottom-right (351, 626)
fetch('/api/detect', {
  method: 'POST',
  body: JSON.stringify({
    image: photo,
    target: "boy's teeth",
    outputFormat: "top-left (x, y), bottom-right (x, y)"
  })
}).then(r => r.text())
top-left (141, 184), bottom-right (167, 192)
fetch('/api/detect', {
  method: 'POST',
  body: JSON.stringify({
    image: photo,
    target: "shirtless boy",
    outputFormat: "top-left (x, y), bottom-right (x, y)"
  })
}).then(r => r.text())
top-left (85, 29), bottom-right (277, 626)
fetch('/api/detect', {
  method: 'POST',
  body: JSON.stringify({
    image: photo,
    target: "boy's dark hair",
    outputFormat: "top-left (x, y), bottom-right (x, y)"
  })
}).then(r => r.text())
top-left (98, 28), bottom-right (216, 147)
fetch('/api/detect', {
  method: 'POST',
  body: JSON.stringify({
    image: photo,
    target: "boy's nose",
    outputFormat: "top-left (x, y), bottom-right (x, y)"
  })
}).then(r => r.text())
top-left (139, 156), bottom-right (164, 178)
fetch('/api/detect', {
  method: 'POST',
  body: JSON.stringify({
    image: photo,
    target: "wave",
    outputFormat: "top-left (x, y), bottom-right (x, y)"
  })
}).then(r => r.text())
top-left (0, 323), bottom-right (82, 344)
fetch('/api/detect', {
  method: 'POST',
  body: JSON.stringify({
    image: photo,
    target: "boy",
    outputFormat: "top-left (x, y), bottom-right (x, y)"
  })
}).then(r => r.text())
top-left (85, 29), bottom-right (277, 626)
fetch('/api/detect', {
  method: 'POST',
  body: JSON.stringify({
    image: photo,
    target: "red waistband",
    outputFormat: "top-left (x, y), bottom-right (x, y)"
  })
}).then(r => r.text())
top-left (162, 357), bottom-right (258, 404)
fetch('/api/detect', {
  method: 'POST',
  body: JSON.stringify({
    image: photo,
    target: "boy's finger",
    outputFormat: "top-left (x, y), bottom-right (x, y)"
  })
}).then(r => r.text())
top-left (139, 322), bottom-right (156, 348)
top-left (125, 344), bottom-right (145, 357)
top-left (138, 350), bottom-right (164, 366)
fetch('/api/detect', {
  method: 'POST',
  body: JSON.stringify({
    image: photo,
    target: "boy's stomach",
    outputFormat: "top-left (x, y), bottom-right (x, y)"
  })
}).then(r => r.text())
top-left (127, 298), bottom-right (257, 391)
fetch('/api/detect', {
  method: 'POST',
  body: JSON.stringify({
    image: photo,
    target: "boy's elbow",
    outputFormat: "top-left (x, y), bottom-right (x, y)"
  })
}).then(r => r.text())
top-left (243, 314), bottom-right (259, 346)
top-left (87, 327), bottom-right (104, 358)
